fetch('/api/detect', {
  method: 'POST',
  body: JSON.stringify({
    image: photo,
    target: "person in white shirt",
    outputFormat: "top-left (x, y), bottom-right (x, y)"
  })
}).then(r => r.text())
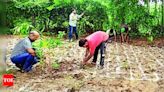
top-left (106, 29), bottom-right (117, 42)
top-left (69, 9), bottom-right (84, 41)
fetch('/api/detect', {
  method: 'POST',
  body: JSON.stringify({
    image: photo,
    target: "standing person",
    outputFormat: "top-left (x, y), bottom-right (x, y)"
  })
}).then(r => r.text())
top-left (69, 9), bottom-right (84, 41)
top-left (10, 31), bottom-right (40, 72)
top-left (79, 31), bottom-right (109, 68)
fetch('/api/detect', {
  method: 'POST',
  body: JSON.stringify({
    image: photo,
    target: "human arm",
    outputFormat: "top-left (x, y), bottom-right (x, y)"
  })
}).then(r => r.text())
top-left (77, 12), bottom-right (84, 19)
top-left (24, 39), bottom-right (36, 56)
top-left (82, 48), bottom-right (93, 64)
top-left (85, 48), bottom-right (89, 57)
top-left (26, 48), bottom-right (36, 56)
top-left (83, 53), bottom-right (92, 64)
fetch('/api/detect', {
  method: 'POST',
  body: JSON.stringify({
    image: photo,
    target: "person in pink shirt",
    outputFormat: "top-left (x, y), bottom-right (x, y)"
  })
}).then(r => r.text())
top-left (79, 31), bottom-right (109, 68)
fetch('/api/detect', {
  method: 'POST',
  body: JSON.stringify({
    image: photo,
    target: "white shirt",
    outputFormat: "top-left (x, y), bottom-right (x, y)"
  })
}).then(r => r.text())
top-left (106, 29), bottom-right (116, 36)
top-left (69, 13), bottom-right (81, 27)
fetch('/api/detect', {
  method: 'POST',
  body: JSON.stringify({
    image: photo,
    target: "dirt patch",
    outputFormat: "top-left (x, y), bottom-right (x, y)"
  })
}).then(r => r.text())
top-left (2, 36), bottom-right (164, 92)
top-left (129, 37), bottom-right (164, 47)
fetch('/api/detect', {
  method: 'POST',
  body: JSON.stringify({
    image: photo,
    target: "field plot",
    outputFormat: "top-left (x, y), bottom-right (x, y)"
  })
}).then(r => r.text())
top-left (2, 36), bottom-right (164, 92)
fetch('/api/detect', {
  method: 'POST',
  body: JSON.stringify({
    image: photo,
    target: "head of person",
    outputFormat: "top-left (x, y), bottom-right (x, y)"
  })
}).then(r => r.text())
top-left (110, 29), bottom-right (113, 33)
top-left (28, 31), bottom-right (40, 42)
top-left (79, 39), bottom-right (88, 48)
top-left (106, 28), bottom-right (113, 35)
top-left (72, 9), bottom-right (77, 14)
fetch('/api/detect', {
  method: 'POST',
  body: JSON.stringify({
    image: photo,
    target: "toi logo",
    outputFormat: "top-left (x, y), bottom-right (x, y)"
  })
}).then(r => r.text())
top-left (2, 74), bottom-right (14, 86)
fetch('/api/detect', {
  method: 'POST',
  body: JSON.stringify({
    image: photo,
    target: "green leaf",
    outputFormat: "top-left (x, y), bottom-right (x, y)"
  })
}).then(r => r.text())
top-left (147, 36), bottom-right (154, 43)
top-left (47, 4), bottom-right (55, 11)
top-left (52, 62), bottom-right (60, 69)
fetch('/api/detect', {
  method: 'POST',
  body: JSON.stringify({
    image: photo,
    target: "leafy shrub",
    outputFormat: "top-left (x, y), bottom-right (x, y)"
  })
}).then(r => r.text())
top-left (11, 19), bottom-right (33, 35)
top-left (5, 0), bottom-right (164, 38)
top-left (139, 24), bottom-right (155, 42)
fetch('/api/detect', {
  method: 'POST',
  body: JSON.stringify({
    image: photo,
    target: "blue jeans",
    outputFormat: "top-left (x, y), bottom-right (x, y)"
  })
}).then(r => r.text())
top-left (68, 25), bottom-right (78, 40)
top-left (11, 53), bottom-right (38, 72)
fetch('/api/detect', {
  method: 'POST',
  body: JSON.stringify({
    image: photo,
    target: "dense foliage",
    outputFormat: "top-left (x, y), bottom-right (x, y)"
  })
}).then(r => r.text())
top-left (2, 0), bottom-right (164, 39)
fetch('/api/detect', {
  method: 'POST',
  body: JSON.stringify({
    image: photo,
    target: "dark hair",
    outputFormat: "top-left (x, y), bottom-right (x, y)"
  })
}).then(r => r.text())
top-left (110, 29), bottom-right (113, 33)
top-left (79, 39), bottom-right (87, 47)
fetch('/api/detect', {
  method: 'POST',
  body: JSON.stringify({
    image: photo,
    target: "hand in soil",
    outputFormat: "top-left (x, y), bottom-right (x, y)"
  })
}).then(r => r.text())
top-left (80, 62), bottom-right (96, 69)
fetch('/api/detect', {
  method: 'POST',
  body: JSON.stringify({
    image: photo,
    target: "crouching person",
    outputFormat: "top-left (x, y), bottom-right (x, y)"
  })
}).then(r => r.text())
top-left (79, 31), bottom-right (109, 68)
top-left (10, 31), bottom-right (40, 72)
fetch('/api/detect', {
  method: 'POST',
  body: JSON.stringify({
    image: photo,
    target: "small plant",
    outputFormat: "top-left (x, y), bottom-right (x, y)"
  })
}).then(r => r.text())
top-left (57, 31), bottom-right (66, 39)
top-left (146, 31), bottom-right (154, 43)
top-left (54, 39), bottom-right (62, 47)
top-left (47, 38), bottom-right (56, 48)
top-left (33, 39), bottom-right (44, 63)
top-left (35, 48), bottom-right (44, 60)
top-left (51, 31), bottom-right (65, 47)
top-left (147, 35), bottom-right (154, 43)
top-left (52, 61), bottom-right (60, 70)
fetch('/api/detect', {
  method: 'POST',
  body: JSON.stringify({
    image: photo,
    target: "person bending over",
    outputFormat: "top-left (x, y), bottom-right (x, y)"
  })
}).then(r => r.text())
top-left (120, 24), bottom-right (129, 43)
top-left (106, 28), bottom-right (117, 42)
top-left (79, 31), bottom-right (109, 68)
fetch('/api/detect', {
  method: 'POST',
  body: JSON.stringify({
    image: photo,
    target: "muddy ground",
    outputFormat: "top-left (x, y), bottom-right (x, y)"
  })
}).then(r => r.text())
top-left (0, 36), bottom-right (164, 92)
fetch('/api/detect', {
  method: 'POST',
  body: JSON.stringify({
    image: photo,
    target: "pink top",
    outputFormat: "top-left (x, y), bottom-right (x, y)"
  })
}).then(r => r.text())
top-left (86, 31), bottom-right (109, 55)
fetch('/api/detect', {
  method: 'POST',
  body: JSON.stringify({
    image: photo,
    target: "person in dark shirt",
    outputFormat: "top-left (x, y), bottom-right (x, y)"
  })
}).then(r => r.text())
top-left (120, 24), bottom-right (130, 43)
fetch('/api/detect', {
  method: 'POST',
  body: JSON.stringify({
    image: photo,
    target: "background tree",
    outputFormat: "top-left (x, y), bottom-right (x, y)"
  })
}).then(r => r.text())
top-left (4, 0), bottom-right (164, 39)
